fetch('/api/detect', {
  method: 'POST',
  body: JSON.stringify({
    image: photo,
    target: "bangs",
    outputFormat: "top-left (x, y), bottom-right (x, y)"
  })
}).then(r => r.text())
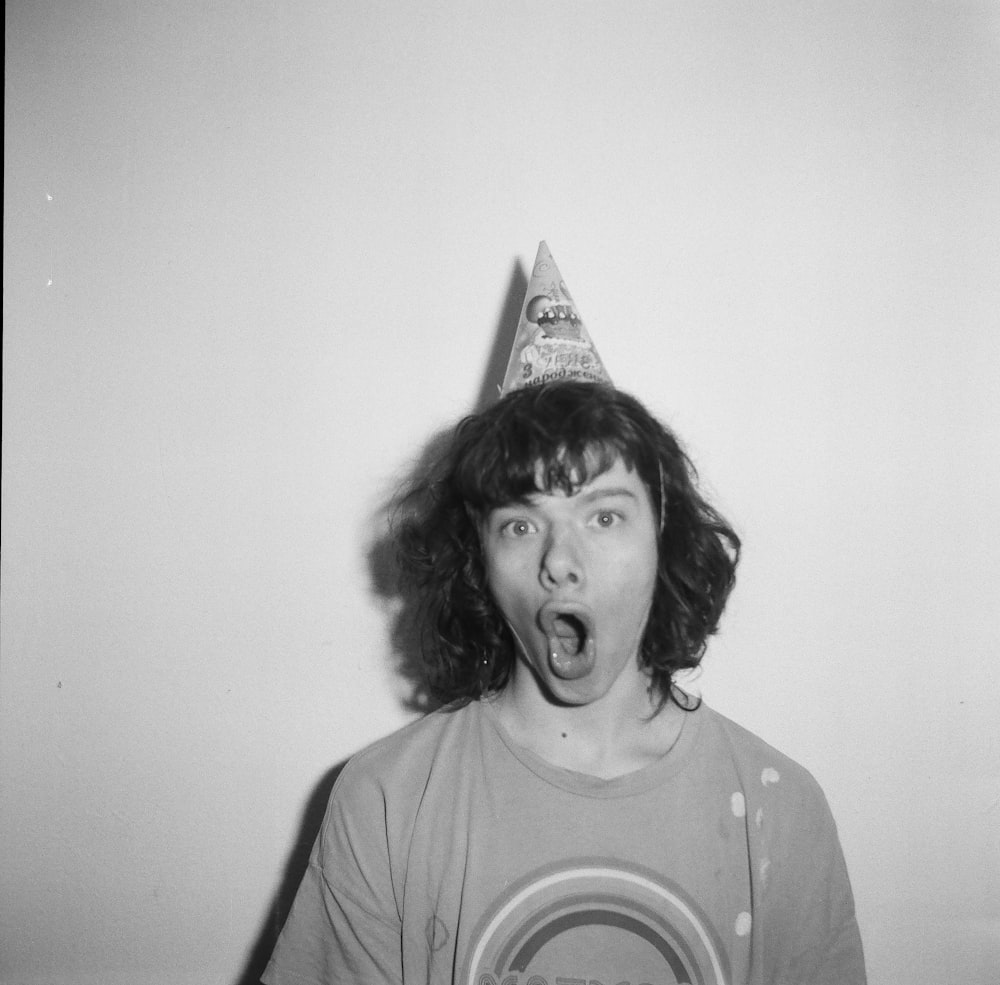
top-left (531, 438), bottom-right (635, 497)
top-left (470, 439), bottom-right (635, 510)
top-left (453, 392), bottom-right (647, 512)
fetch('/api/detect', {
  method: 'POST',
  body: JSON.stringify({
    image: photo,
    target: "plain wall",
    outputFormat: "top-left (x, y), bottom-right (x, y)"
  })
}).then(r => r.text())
top-left (3, 2), bottom-right (998, 983)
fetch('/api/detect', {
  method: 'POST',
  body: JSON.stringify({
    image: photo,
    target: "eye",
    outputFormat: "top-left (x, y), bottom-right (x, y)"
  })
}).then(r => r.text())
top-left (499, 518), bottom-right (535, 537)
top-left (594, 510), bottom-right (621, 528)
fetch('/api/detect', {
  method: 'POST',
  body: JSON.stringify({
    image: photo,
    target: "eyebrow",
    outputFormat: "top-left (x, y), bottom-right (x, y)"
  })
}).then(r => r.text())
top-left (574, 486), bottom-right (640, 505)
top-left (495, 486), bottom-right (640, 510)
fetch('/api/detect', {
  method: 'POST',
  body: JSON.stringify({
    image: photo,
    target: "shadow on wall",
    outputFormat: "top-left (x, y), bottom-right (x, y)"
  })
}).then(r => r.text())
top-left (235, 760), bottom-right (347, 985)
top-left (235, 258), bottom-right (526, 983)
top-left (365, 258), bottom-right (528, 714)
top-left (472, 259), bottom-right (528, 412)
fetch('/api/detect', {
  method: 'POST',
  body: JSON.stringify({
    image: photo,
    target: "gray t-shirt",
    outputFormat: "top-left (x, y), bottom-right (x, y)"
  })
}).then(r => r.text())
top-left (263, 699), bottom-right (865, 985)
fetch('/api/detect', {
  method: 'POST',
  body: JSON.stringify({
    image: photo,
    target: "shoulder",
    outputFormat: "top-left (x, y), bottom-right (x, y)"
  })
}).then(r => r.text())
top-left (695, 704), bottom-right (833, 818)
top-left (332, 700), bottom-right (484, 804)
top-left (313, 701), bottom-right (487, 885)
top-left (693, 710), bottom-right (866, 980)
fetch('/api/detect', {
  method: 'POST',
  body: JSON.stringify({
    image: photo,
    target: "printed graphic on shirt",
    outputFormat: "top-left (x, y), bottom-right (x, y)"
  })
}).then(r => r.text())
top-left (461, 858), bottom-right (730, 985)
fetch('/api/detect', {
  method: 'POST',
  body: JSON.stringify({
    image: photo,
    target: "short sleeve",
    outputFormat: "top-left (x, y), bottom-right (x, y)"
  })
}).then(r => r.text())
top-left (761, 773), bottom-right (867, 985)
top-left (786, 805), bottom-right (866, 985)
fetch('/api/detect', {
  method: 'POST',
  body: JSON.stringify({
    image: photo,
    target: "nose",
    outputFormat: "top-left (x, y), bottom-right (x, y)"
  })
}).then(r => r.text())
top-left (540, 523), bottom-right (583, 589)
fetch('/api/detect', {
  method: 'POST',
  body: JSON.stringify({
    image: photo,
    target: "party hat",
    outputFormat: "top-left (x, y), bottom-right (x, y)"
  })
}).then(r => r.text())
top-left (500, 242), bottom-right (612, 396)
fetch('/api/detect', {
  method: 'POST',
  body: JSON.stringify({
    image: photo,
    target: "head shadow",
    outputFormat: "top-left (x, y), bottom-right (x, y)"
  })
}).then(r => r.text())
top-left (365, 257), bottom-right (526, 713)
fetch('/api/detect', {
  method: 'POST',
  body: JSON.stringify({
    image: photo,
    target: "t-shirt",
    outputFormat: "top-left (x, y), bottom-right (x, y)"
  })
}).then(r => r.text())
top-left (262, 699), bottom-right (865, 985)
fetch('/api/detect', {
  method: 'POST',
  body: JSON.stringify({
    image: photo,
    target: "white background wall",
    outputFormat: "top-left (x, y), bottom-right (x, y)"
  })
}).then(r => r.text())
top-left (3, 2), bottom-right (998, 983)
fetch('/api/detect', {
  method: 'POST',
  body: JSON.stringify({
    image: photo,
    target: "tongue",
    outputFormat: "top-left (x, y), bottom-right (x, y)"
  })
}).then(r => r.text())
top-left (550, 616), bottom-right (583, 655)
top-left (543, 613), bottom-right (597, 680)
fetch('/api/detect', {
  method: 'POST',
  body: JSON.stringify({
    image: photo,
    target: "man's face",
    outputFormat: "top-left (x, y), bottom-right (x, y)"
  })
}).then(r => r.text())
top-left (481, 456), bottom-right (659, 707)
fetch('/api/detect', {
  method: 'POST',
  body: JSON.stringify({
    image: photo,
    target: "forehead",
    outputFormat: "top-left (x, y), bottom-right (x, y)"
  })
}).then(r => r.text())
top-left (515, 457), bottom-right (653, 508)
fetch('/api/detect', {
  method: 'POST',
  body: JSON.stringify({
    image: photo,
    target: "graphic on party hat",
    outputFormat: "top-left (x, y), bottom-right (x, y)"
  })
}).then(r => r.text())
top-left (500, 242), bottom-right (612, 396)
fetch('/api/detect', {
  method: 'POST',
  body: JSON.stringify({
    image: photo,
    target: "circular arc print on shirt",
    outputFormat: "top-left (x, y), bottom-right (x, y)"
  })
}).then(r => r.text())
top-left (462, 858), bottom-right (730, 985)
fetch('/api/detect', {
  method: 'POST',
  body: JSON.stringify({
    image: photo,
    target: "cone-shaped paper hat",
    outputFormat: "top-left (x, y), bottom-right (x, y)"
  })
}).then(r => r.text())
top-left (500, 242), bottom-right (612, 396)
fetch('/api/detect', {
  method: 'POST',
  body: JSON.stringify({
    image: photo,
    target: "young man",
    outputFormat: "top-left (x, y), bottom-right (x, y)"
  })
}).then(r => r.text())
top-left (262, 246), bottom-right (866, 985)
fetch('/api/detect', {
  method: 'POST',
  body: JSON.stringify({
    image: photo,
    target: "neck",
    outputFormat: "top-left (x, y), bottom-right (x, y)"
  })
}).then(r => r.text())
top-left (490, 668), bottom-right (683, 779)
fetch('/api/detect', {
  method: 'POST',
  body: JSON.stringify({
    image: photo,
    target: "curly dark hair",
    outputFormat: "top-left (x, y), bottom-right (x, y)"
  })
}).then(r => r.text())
top-left (394, 381), bottom-right (739, 709)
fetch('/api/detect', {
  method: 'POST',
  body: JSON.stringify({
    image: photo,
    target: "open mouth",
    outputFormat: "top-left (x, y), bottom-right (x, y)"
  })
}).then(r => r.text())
top-left (550, 613), bottom-right (587, 656)
top-left (539, 605), bottom-right (596, 680)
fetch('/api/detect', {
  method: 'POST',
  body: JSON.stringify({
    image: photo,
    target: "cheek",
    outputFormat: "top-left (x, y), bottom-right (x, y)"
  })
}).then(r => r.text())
top-left (489, 585), bottom-right (535, 629)
top-left (605, 555), bottom-right (659, 620)
top-left (483, 558), bottom-right (532, 623)
top-left (604, 541), bottom-right (657, 588)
